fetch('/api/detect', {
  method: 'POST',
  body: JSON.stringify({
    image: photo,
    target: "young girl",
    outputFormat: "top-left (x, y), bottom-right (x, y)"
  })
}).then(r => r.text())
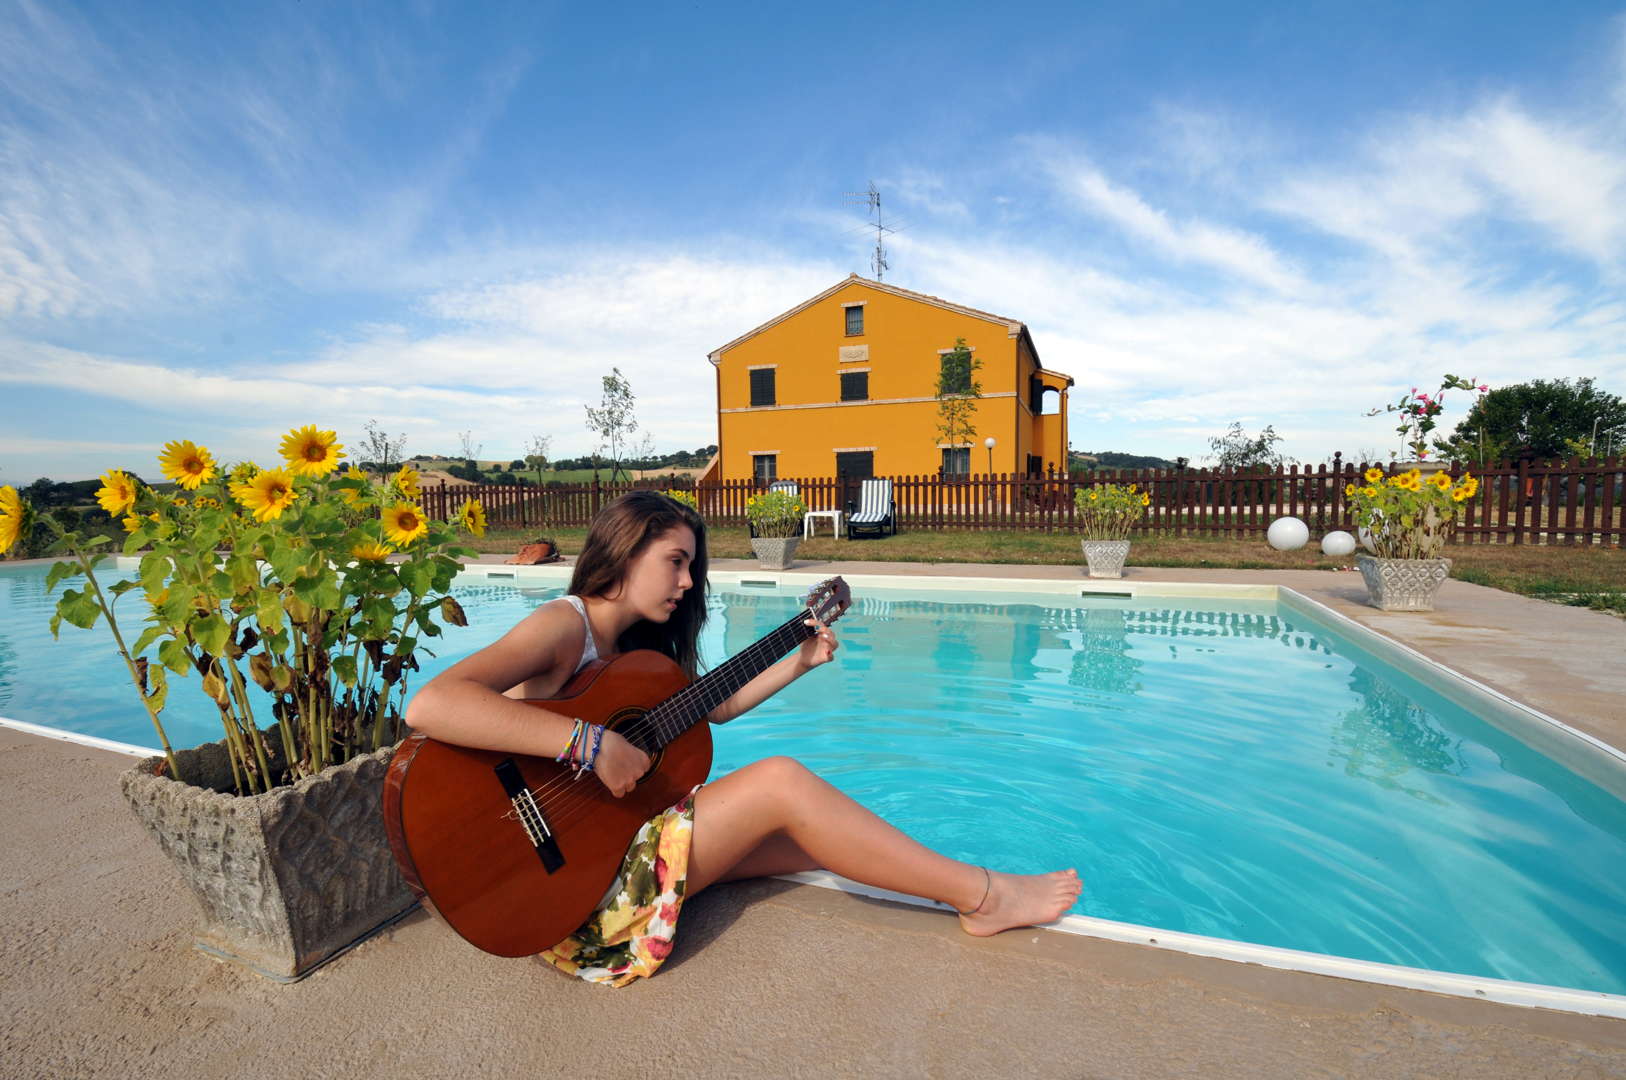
top-left (405, 490), bottom-right (1081, 985)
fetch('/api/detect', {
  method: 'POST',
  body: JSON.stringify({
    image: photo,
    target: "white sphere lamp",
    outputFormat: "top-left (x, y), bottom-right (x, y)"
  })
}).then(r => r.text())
top-left (1321, 530), bottom-right (1357, 556)
top-left (1267, 516), bottom-right (1310, 551)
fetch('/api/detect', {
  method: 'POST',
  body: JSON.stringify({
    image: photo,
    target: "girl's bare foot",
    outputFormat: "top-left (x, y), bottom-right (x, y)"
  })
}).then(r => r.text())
top-left (957, 868), bottom-right (1082, 937)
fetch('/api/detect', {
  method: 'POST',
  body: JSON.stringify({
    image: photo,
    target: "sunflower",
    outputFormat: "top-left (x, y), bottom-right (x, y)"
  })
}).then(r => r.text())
top-left (1344, 483), bottom-right (1357, 496)
top-left (229, 461), bottom-right (261, 486)
top-left (350, 540), bottom-right (393, 562)
top-left (459, 497), bottom-right (487, 537)
top-left (232, 468), bottom-right (299, 522)
top-left (121, 514), bottom-right (142, 533)
top-left (391, 464), bottom-right (421, 499)
top-left (172, 496), bottom-right (188, 508)
top-left (339, 465), bottom-right (371, 508)
top-left (158, 440), bottom-right (217, 490)
top-left (1364, 467), bottom-right (1384, 483)
top-left (279, 425), bottom-right (345, 477)
top-left (1139, 494), bottom-right (1150, 506)
top-left (96, 469), bottom-right (137, 516)
top-left (382, 503), bottom-right (428, 546)
top-left (0, 485), bottom-right (21, 555)
top-left (1430, 471), bottom-right (1453, 490)
top-left (1362, 485), bottom-right (1378, 498)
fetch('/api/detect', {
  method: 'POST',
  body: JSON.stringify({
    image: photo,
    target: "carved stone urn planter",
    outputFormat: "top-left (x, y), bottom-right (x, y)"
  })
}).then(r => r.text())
top-left (1355, 554), bottom-right (1452, 612)
top-left (1081, 539), bottom-right (1132, 579)
top-left (750, 536), bottom-right (800, 570)
top-left (119, 730), bottom-right (417, 981)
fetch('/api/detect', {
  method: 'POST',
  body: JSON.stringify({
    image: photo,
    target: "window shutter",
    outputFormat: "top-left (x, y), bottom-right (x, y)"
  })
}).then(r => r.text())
top-left (840, 371), bottom-right (868, 402)
top-left (750, 369), bottom-right (776, 407)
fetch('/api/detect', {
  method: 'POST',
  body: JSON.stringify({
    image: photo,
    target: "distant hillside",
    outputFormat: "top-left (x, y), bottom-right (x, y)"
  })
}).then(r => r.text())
top-left (1068, 450), bottom-right (1185, 472)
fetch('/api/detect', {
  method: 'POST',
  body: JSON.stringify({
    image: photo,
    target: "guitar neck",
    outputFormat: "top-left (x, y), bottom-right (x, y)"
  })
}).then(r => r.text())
top-left (629, 609), bottom-right (815, 753)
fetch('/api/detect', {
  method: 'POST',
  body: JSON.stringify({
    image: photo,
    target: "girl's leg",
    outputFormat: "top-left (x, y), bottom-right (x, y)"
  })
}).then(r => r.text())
top-left (687, 756), bottom-right (1081, 936)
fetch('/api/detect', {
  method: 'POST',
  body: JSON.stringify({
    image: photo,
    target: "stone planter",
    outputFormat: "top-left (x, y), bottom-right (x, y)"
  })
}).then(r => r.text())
top-left (1081, 539), bottom-right (1132, 579)
top-left (750, 536), bottom-right (800, 570)
top-left (119, 732), bottom-right (417, 981)
top-left (1355, 554), bottom-right (1452, 612)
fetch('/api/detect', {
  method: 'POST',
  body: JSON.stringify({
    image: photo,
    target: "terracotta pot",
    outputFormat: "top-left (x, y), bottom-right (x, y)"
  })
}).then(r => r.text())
top-left (119, 732), bottom-right (416, 981)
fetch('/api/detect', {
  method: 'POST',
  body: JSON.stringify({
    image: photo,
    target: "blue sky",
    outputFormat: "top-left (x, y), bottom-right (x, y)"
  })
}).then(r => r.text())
top-left (2, 0), bottom-right (1624, 483)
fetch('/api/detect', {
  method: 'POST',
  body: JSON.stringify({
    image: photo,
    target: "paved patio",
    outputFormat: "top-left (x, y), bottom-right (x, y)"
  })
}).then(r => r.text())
top-left (4, 560), bottom-right (1625, 1078)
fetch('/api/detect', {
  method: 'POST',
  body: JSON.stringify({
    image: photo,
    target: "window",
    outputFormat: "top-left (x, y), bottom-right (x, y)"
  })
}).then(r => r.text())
top-left (941, 447), bottom-right (971, 476)
top-left (753, 454), bottom-right (778, 482)
top-left (749, 368), bottom-right (776, 407)
top-left (940, 354), bottom-right (972, 395)
top-left (844, 305), bottom-right (864, 336)
top-left (840, 370), bottom-right (868, 402)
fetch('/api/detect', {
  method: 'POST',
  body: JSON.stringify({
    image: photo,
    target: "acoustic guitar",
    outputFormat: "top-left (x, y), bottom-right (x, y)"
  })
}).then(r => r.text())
top-left (381, 576), bottom-right (852, 957)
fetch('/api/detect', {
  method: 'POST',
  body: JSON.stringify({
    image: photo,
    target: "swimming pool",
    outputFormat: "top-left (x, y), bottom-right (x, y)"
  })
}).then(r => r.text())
top-left (4, 560), bottom-right (1625, 1007)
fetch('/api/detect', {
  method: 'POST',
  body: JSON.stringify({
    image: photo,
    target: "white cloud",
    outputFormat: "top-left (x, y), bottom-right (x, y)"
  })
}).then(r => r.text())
top-left (1035, 148), bottom-right (1305, 294)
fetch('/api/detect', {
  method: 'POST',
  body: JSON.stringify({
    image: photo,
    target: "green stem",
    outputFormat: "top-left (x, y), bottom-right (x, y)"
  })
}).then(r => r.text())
top-left (70, 542), bottom-right (183, 781)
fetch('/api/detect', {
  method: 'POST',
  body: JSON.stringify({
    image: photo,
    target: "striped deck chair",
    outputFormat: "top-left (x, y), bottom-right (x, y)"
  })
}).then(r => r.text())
top-left (846, 477), bottom-right (895, 539)
top-left (751, 480), bottom-right (801, 537)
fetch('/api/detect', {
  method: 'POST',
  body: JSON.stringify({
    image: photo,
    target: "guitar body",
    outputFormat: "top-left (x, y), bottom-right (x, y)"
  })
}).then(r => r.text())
top-left (382, 649), bottom-right (709, 957)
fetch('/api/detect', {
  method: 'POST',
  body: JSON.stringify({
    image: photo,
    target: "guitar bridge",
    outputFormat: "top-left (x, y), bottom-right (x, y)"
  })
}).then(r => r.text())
top-left (494, 759), bottom-right (565, 873)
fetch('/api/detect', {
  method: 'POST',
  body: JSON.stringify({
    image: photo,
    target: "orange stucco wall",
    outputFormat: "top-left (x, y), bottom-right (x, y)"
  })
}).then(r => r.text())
top-left (713, 279), bottom-right (1070, 481)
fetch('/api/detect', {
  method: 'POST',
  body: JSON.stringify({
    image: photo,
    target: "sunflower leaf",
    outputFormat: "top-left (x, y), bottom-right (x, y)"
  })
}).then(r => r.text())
top-left (131, 624), bottom-right (165, 658)
top-left (44, 560), bottom-right (80, 593)
top-left (159, 638), bottom-right (192, 676)
top-left (192, 613), bottom-right (229, 658)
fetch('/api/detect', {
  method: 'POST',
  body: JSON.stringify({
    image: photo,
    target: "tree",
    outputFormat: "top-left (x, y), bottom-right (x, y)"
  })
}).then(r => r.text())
top-left (1206, 422), bottom-right (1292, 471)
top-left (584, 367), bottom-right (637, 483)
top-left (934, 338), bottom-right (983, 476)
top-left (359, 419), bottom-right (408, 475)
top-left (524, 434), bottom-right (552, 485)
top-left (1435, 377), bottom-right (1626, 463)
top-left (457, 430), bottom-right (483, 464)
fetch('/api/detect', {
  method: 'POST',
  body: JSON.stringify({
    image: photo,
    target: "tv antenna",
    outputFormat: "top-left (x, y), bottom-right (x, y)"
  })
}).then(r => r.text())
top-left (844, 182), bottom-right (893, 280)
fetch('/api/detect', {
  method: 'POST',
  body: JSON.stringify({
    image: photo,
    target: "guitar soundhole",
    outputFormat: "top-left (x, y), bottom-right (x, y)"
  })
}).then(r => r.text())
top-left (605, 708), bottom-right (663, 781)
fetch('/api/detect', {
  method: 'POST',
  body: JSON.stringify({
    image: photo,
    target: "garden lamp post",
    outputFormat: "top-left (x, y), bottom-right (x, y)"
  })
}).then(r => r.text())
top-left (1592, 416), bottom-right (1602, 458)
top-left (985, 435), bottom-right (996, 474)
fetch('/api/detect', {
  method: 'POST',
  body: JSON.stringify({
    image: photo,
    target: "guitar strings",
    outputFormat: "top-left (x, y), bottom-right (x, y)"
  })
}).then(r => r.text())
top-left (507, 610), bottom-right (817, 836)
top-left (501, 606), bottom-right (830, 833)
top-left (512, 609), bottom-right (816, 829)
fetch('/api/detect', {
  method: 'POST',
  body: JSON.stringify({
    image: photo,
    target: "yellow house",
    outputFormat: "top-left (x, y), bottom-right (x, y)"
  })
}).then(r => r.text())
top-left (706, 275), bottom-right (1073, 486)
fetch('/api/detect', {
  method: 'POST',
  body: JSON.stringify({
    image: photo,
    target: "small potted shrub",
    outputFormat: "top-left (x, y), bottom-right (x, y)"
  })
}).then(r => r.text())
top-left (745, 489), bottom-right (806, 569)
top-left (1074, 482), bottom-right (1150, 579)
top-left (1346, 466), bottom-right (1477, 611)
top-left (14, 426), bottom-right (484, 979)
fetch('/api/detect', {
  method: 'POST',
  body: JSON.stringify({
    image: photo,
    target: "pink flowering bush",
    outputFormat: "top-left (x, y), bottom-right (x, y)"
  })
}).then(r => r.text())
top-left (1365, 375), bottom-right (1488, 462)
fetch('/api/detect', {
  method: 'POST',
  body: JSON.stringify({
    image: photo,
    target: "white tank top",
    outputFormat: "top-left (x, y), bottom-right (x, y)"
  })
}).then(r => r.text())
top-left (558, 595), bottom-right (600, 674)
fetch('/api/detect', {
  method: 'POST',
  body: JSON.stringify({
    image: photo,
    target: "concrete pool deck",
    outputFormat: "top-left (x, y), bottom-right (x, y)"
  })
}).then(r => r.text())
top-left (4, 559), bottom-right (1625, 1077)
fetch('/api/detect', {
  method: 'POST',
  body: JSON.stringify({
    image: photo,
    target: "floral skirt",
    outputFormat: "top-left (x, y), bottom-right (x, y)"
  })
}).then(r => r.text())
top-left (535, 785), bottom-right (699, 987)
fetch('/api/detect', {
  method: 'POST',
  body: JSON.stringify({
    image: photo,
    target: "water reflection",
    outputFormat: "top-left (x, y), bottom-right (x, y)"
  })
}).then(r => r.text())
top-left (1067, 607), bottom-right (1144, 696)
top-left (1328, 667), bottom-right (1466, 802)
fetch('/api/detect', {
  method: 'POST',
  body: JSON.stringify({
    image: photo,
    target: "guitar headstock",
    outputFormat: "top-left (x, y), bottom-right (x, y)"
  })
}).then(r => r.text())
top-left (804, 576), bottom-right (852, 626)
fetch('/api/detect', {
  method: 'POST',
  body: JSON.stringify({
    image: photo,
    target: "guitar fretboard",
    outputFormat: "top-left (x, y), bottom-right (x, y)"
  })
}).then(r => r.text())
top-left (624, 611), bottom-right (814, 753)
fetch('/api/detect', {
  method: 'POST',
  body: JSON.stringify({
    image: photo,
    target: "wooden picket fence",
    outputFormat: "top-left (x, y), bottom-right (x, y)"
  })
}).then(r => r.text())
top-left (423, 453), bottom-right (1626, 547)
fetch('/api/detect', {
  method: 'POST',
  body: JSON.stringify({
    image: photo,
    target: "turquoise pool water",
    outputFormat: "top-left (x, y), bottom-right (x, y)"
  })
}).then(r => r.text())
top-left (3, 561), bottom-right (1625, 996)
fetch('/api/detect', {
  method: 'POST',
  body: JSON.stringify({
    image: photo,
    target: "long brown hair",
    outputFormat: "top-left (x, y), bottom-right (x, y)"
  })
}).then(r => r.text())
top-left (569, 490), bottom-right (708, 679)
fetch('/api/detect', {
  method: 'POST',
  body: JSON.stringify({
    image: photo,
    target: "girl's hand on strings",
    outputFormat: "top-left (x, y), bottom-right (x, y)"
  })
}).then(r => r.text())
top-left (595, 729), bottom-right (651, 798)
top-left (798, 618), bottom-right (839, 673)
